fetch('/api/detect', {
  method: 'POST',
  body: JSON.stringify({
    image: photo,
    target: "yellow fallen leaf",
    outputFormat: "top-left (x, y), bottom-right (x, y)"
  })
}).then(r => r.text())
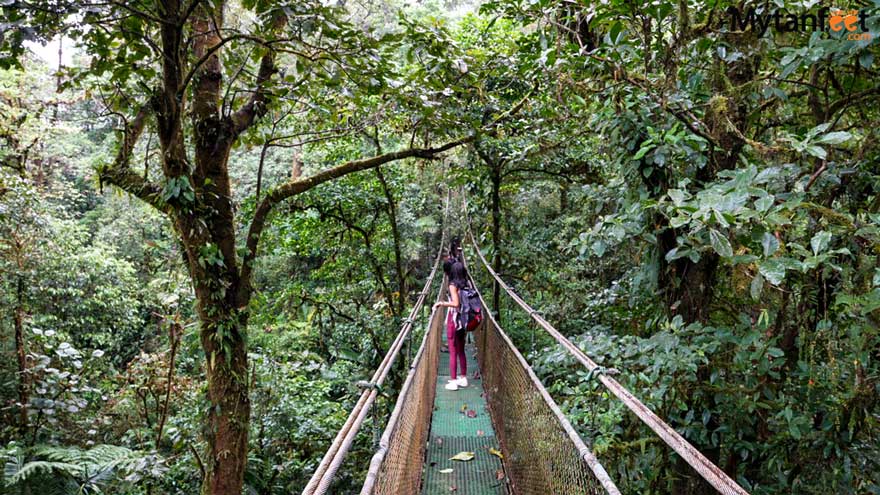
top-left (489, 447), bottom-right (503, 459)
top-left (439, 468), bottom-right (453, 474)
top-left (449, 451), bottom-right (475, 461)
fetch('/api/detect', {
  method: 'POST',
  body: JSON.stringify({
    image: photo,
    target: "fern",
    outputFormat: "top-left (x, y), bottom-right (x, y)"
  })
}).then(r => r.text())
top-left (36, 444), bottom-right (143, 471)
top-left (3, 443), bottom-right (158, 493)
top-left (5, 459), bottom-right (82, 485)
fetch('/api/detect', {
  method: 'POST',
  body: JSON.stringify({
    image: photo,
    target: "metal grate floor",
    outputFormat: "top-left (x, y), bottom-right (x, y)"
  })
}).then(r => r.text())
top-left (422, 341), bottom-right (509, 494)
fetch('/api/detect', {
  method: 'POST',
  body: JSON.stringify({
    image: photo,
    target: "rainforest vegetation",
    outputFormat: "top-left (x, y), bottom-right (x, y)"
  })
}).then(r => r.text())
top-left (0, 0), bottom-right (878, 493)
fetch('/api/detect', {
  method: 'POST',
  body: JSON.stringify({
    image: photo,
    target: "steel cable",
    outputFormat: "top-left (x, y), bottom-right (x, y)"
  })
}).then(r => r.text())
top-left (466, 232), bottom-right (750, 495)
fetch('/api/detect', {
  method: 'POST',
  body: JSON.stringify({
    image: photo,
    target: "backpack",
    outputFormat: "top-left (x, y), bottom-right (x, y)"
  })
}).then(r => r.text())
top-left (456, 284), bottom-right (483, 332)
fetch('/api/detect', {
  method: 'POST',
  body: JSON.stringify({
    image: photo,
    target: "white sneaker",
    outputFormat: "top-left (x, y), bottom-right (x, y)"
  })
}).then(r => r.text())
top-left (444, 380), bottom-right (459, 391)
top-left (456, 377), bottom-right (468, 388)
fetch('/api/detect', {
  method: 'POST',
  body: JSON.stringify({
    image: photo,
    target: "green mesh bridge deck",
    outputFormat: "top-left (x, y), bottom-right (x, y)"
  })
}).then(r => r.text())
top-left (421, 335), bottom-right (509, 495)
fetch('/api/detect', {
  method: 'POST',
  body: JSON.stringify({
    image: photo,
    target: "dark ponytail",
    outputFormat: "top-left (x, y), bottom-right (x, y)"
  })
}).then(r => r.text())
top-left (449, 261), bottom-right (469, 290)
top-left (450, 237), bottom-right (462, 261)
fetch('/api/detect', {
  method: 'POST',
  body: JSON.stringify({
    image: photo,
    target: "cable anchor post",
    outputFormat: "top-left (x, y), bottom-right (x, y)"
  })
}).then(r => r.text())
top-left (356, 381), bottom-right (385, 450)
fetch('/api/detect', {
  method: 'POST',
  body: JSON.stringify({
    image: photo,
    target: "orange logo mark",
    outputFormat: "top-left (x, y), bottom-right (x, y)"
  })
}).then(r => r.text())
top-left (829, 9), bottom-right (859, 32)
top-left (829, 8), bottom-right (871, 40)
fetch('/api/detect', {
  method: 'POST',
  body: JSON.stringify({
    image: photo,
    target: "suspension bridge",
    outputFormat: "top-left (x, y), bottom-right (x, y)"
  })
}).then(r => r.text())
top-left (300, 232), bottom-right (751, 495)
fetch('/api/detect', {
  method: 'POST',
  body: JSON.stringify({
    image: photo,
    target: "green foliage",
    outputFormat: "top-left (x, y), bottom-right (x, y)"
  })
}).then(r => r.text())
top-left (1, 0), bottom-right (879, 493)
top-left (2, 443), bottom-right (166, 493)
top-left (466, 0), bottom-right (880, 492)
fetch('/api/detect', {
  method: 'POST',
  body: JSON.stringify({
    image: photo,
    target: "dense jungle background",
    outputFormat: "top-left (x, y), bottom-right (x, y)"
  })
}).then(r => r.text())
top-left (1, 0), bottom-right (879, 493)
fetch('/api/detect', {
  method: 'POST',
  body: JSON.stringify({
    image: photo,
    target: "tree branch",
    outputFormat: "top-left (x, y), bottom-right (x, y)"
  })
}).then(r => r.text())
top-left (827, 86), bottom-right (880, 118)
top-left (179, 33), bottom-right (268, 97)
top-left (230, 15), bottom-right (289, 135)
top-left (236, 87), bottom-right (534, 301)
top-left (110, 0), bottom-right (175, 25)
top-left (98, 104), bottom-right (170, 213)
top-left (231, 51), bottom-right (277, 135)
top-left (504, 166), bottom-right (575, 182)
top-left (238, 136), bottom-right (472, 297)
top-left (317, 205), bottom-right (398, 316)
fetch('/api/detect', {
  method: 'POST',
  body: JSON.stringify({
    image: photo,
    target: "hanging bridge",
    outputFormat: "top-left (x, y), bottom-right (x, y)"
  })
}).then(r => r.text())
top-left (300, 233), bottom-right (751, 495)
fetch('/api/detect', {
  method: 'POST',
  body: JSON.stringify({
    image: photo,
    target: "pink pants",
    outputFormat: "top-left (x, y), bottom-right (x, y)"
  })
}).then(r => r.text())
top-left (447, 312), bottom-right (467, 379)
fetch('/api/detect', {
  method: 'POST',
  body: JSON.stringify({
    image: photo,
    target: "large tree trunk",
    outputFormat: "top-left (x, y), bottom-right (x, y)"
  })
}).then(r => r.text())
top-left (91, 4), bottom-right (478, 492)
top-left (489, 164), bottom-right (502, 320)
top-left (183, 233), bottom-right (251, 495)
top-left (177, 8), bottom-right (254, 491)
top-left (14, 272), bottom-right (28, 430)
top-left (199, 305), bottom-right (250, 495)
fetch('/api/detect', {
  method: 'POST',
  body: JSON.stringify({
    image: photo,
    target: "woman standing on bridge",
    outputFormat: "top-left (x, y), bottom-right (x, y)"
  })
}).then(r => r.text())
top-left (434, 259), bottom-right (469, 391)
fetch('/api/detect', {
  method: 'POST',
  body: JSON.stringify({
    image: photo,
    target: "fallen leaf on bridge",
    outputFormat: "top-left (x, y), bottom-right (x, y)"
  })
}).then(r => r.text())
top-left (449, 451), bottom-right (475, 461)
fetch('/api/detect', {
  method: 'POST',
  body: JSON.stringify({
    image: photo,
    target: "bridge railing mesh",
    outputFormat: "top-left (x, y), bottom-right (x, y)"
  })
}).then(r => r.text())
top-left (360, 282), bottom-right (445, 494)
top-left (470, 275), bottom-right (621, 495)
top-left (362, 270), bottom-right (617, 495)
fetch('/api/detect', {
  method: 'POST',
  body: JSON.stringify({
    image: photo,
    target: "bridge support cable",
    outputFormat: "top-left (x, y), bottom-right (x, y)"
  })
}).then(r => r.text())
top-left (302, 235), bottom-right (445, 495)
top-left (465, 267), bottom-right (621, 495)
top-left (467, 233), bottom-right (750, 495)
top-left (360, 281), bottom-right (447, 494)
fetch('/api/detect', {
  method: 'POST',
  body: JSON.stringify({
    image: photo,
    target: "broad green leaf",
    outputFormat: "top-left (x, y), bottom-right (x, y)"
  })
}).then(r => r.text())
top-left (767, 347), bottom-right (785, 358)
top-left (810, 231), bottom-right (831, 255)
top-left (713, 210), bottom-right (729, 228)
top-left (779, 61), bottom-right (798, 79)
top-left (670, 215), bottom-right (690, 228)
top-left (807, 123), bottom-right (832, 138)
top-left (633, 143), bottom-right (654, 160)
top-left (608, 21), bottom-right (624, 43)
top-left (709, 229), bottom-right (733, 258)
top-left (750, 272), bottom-right (764, 300)
top-left (762, 232), bottom-right (779, 256)
top-left (755, 195), bottom-right (774, 212)
top-left (814, 131), bottom-right (851, 145)
top-left (668, 189), bottom-right (687, 206)
top-left (755, 167), bottom-right (781, 184)
top-left (804, 145), bottom-right (827, 159)
top-left (789, 422), bottom-right (802, 440)
top-left (759, 259), bottom-right (786, 285)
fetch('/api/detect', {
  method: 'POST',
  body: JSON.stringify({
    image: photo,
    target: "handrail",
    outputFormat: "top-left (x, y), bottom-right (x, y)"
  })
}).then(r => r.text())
top-left (467, 232), bottom-right (750, 495)
top-left (359, 281), bottom-right (445, 494)
top-left (301, 233), bottom-right (445, 495)
top-left (463, 261), bottom-right (622, 495)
